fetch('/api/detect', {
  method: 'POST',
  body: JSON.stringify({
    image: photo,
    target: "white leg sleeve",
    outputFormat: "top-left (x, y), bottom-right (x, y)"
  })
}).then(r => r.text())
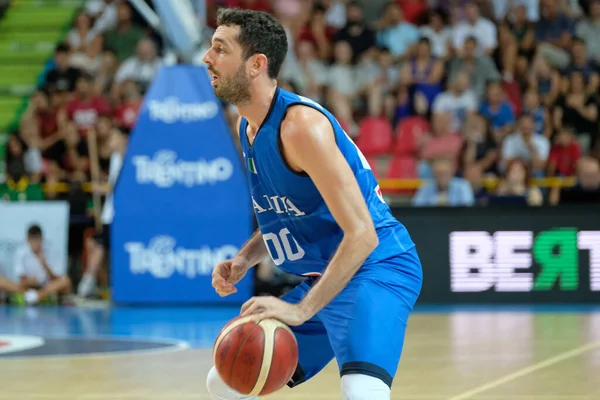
top-left (206, 366), bottom-right (258, 400)
top-left (341, 374), bottom-right (391, 400)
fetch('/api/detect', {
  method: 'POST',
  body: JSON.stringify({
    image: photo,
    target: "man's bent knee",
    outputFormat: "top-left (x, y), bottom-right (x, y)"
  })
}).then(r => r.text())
top-left (341, 374), bottom-right (390, 400)
top-left (206, 366), bottom-right (257, 400)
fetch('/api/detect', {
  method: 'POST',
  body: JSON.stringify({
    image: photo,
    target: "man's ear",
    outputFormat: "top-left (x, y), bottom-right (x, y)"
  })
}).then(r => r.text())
top-left (249, 53), bottom-right (269, 78)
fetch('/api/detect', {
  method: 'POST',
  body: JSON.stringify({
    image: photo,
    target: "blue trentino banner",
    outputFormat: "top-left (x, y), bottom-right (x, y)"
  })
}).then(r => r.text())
top-left (111, 65), bottom-right (254, 304)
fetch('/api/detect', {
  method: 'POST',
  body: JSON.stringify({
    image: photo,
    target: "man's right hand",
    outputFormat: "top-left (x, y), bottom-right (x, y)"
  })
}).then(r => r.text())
top-left (212, 256), bottom-right (249, 297)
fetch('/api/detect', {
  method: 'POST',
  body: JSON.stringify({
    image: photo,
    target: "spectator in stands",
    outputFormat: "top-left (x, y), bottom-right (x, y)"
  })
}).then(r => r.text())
top-left (528, 56), bottom-right (561, 107)
top-left (327, 40), bottom-right (360, 134)
top-left (20, 90), bottom-right (62, 156)
top-left (534, 0), bottom-right (574, 70)
top-left (447, 36), bottom-right (500, 101)
top-left (501, 113), bottom-right (550, 176)
top-left (552, 156), bottom-right (600, 204)
top-left (363, 47), bottom-right (401, 117)
top-left (490, 159), bottom-right (544, 206)
top-left (432, 72), bottom-right (478, 133)
top-left (294, 40), bottom-right (328, 103)
top-left (522, 89), bottom-right (551, 138)
top-left (452, 1), bottom-right (497, 57)
top-left (114, 80), bottom-right (142, 130)
top-left (102, 2), bottom-right (145, 62)
top-left (547, 126), bottom-right (582, 177)
top-left (418, 112), bottom-right (464, 179)
top-left (333, 1), bottom-right (376, 64)
top-left (463, 163), bottom-right (490, 205)
top-left (575, 0), bottom-right (600, 62)
top-left (499, 3), bottom-right (535, 83)
top-left (479, 81), bottom-right (515, 141)
top-left (94, 46), bottom-right (119, 96)
top-left (376, 2), bottom-right (419, 62)
top-left (562, 37), bottom-right (599, 94)
top-left (460, 113), bottom-right (499, 175)
top-left (77, 127), bottom-right (127, 298)
top-left (69, 36), bottom-right (104, 77)
top-left (412, 157), bottom-right (475, 207)
top-left (553, 71), bottom-right (598, 153)
top-left (52, 121), bottom-right (90, 180)
top-left (43, 43), bottom-right (82, 94)
top-left (400, 37), bottom-right (444, 110)
top-left (2, 135), bottom-right (43, 200)
top-left (298, 5), bottom-right (336, 60)
top-left (114, 38), bottom-right (163, 94)
top-left (66, 11), bottom-right (98, 52)
top-left (419, 8), bottom-right (452, 60)
top-left (65, 74), bottom-right (111, 134)
top-left (95, 116), bottom-right (117, 179)
top-left (319, 0), bottom-right (347, 29)
top-left (13, 225), bottom-right (71, 305)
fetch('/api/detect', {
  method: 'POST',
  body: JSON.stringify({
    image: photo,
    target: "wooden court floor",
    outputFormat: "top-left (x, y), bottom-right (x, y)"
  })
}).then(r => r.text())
top-left (0, 309), bottom-right (599, 399)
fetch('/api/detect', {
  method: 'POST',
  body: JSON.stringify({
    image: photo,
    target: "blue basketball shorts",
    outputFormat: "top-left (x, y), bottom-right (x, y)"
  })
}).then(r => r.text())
top-left (282, 246), bottom-right (423, 388)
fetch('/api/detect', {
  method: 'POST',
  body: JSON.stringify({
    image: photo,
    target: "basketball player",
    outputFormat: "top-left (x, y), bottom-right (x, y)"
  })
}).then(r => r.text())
top-left (203, 8), bottom-right (423, 400)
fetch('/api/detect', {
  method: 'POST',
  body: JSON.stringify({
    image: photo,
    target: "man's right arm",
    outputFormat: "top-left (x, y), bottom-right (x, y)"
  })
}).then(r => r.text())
top-left (235, 229), bottom-right (269, 268)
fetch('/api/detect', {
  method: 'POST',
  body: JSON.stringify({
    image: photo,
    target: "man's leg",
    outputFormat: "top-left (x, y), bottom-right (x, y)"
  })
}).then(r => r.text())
top-left (78, 235), bottom-right (105, 297)
top-left (40, 276), bottom-right (71, 297)
top-left (206, 280), bottom-right (335, 400)
top-left (322, 248), bottom-right (423, 400)
top-left (0, 277), bottom-right (22, 294)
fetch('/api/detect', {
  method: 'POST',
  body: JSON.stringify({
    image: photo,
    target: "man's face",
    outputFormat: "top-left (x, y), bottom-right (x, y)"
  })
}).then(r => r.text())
top-left (578, 162), bottom-right (600, 190)
top-left (465, 3), bottom-right (479, 23)
top-left (434, 161), bottom-right (453, 188)
top-left (28, 236), bottom-right (42, 254)
top-left (464, 40), bottom-right (476, 58)
top-left (54, 51), bottom-right (68, 69)
top-left (203, 25), bottom-right (252, 105)
top-left (519, 116), bottom-right (535, 135)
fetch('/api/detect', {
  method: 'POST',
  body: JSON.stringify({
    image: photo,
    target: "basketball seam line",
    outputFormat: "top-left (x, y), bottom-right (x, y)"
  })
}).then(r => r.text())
top-left (249, 319), bottom-right (276, 396)
top-left (229, 324), bottom-right (262, 389)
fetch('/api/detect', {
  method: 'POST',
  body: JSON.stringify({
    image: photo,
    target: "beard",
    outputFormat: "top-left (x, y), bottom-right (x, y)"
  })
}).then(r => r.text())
top-left (213, 65), bottom-right (252, 106)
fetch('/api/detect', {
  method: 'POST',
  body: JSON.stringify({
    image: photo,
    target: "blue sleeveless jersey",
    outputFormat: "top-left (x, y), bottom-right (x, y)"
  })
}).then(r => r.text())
top-left (239, 88), bottom-right (415, 277)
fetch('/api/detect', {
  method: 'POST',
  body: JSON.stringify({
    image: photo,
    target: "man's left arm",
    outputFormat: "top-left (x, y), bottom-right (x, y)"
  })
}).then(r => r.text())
top-left (37, 252), bottom-right (59, 281)
top-left (241, 107), bottom-right (379, 324)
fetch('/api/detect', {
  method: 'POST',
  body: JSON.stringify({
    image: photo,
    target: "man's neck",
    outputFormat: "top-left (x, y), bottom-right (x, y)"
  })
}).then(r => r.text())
top-left (236, 83), bottom-right (278, 131)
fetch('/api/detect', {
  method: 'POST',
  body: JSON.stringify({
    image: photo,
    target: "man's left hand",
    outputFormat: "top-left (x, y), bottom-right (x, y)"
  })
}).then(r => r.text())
top-left (240, 296), bottom-right (309, 326)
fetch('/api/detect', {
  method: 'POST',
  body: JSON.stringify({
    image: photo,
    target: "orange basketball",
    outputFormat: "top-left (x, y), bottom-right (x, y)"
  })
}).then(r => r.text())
top-left (213, 316), bottom-right (299, 396)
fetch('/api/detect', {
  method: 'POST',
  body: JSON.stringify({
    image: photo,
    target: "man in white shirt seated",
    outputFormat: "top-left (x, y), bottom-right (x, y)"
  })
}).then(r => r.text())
top-left (14, 225), bottom-right (71, 305)
top-left (452, 1), bottom-right (498, 57)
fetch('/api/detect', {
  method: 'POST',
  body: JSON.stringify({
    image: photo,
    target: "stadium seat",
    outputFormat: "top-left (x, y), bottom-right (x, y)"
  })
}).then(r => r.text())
top-left (502, 79), bottom-right (522, 116)
top-left (355, 117), bottom-right (393, 156)
top-left (386, 155), bottom-right (418, 195)
top-left (394, 116), bottom-right (429, 156)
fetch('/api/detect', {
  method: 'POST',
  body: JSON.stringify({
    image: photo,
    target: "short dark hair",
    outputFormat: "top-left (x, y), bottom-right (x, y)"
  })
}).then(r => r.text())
top-left (216, 8), bottom-right (288, 79)
top-left (55, 42), bottom-right (69, 54)
top-left (27, 224), bottom-right (42, 238)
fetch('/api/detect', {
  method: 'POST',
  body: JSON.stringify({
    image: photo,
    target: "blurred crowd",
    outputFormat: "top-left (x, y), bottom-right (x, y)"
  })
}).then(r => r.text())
top-left (3, 0), bottom-right (600, 210)
top-left (205, 0), bottom-right (600, 207)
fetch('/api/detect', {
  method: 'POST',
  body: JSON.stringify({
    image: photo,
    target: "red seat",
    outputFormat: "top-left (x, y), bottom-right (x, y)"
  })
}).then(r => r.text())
top-left (502, 79), bottom-right (522, 116)
top-left (394, 117), bottom-right (429, 156)
top-left (387, 155), bottom-right (418, 179)
top-left (386, 155), bottom-right (418, 195)
top-left (356, 117), bottom-right (393, 156)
